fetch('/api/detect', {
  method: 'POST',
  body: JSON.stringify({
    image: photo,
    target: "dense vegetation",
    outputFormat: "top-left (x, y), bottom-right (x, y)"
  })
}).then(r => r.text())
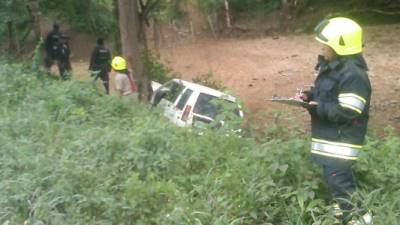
top-left (0, 62), bottom-right (399, 224)
top-left (1, 0), bottom-right (400, 50)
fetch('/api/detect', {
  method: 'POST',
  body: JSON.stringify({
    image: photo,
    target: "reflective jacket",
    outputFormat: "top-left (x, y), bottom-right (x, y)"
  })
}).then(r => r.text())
top-left (309, 55), bottom-right (372, 162)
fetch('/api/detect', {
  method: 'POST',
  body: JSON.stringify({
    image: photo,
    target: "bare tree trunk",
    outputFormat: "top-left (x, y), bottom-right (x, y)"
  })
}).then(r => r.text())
top-left (113, 0), bottom-right (122, 54)
top-left (280, 0), bottom-right (292, 32)
top-left (118, 0), bottom-right (150, 101)
top-left (153, 17), bottom-right (161, 56)
top-left (224, 0), bottom-right (231, 28)
top-left (27, 0), bottom-right (42, 41)
top-left (7, 21), bottom-right (19, 54)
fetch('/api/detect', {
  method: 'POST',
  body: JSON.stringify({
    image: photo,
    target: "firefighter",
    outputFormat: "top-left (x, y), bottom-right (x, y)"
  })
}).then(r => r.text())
top-left (57, 34), bottom-right (72, 80)
top-left (111, 56), bottom-right (137, 98)
top-left (302, 17), bottom-right (373, 225)
top-left (89, 38), bottom-right (111, 94)
top-left (44, 23), bottom-right (61, 71)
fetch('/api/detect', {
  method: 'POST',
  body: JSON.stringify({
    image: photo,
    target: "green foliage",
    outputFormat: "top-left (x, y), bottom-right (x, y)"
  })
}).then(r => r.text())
top-left (230, 0), bottom-right (280, 16)
top-left (192, 71), bottom-right (225, 90)
top-left (143, 53), bottom-right (177, 84)
top-left (0, 61), bottom-right (399, 224)
top-left (31, 38), bottom-right (43, 72)
top-left (0, 0), bottom-right (32, 43)
top-left (40, 0), bottom-right (116, 36)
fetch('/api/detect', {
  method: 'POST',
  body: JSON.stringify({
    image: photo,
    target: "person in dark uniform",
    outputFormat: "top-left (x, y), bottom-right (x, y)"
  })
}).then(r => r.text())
top-left (89, 38), bottom-right (111, 94)
top-left (302, 17), bottom-right (373, 225)
top-left (44, 23), bottom-right (61, 71)
top-left (56, 34), bottom-right (72, 80)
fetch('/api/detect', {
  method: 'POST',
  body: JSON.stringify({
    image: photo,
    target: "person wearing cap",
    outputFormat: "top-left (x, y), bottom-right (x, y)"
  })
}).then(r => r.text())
top-left (44, 23), bottom-right (61, 71)
top-left (302, 17), bottom-right (372, 225)
top-left (111, 56), bottom-right (138, 98)
top-left (89, 38), bottom-right (111, 94)
top-left (56, 34), bottom-right (72, 80)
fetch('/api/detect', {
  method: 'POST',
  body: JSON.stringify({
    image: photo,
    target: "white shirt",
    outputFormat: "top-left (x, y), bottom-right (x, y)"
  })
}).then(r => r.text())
top-left (114, 72), bottom-right (133, 96)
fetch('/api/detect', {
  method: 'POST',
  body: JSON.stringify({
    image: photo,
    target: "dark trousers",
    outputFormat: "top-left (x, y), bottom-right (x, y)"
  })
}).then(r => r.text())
top-left (44, 53), bottom-right (57, 70)
top-left (323, 162), bottom-right (356, 223)
top-left (92, 68), bottom-right (110, 94)
top-left (58, 60), bottom-right (71, 80)
top-left (98, 70), bottom-right (109, 94)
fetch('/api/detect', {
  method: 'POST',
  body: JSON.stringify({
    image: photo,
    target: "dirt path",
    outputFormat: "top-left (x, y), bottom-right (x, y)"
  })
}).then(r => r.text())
top-left (156, 25), bottom-right (400, 132)
top-left (70, 24), bottom-right (400, 132)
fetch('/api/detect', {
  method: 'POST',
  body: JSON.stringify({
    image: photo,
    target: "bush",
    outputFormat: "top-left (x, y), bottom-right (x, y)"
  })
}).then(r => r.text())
top-left (143, 53), bottom-right (177, 84)
top-left (0, 62), bottom-right (398, 224)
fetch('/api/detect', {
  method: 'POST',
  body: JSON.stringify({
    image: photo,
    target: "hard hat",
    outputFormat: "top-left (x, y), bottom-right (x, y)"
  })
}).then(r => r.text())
top-left (111, 56), bottom-right (127, 70)
top-left (315, 17), bottom-right (363, 56)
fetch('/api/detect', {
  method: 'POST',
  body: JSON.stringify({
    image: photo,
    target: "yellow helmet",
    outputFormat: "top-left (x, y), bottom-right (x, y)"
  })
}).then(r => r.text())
top-left (111, 56), bottom-right (127, 70)
top-left (315, 17), bottom-right (363, 56)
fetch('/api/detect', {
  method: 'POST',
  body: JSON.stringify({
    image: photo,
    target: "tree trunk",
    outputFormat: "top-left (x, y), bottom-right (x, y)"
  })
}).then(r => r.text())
top-left (153, 17), bottom-right (161, 56)
top-left (113, 0), bottom-right (122, 54)
top-left (118, 0), bottom-right (150, 101)
top-left (27, 0), bottom-right (42, 41)
top-left (280, 0), bottom-right (293, 32)
top-left (7, 21), bottom-right (19, 54)
top-left (224, 0), bottom-right (231, 29)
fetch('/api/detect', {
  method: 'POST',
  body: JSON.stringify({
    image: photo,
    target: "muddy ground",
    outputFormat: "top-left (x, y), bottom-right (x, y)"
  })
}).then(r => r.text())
top-left (67, 24), bottom-right (400, 134)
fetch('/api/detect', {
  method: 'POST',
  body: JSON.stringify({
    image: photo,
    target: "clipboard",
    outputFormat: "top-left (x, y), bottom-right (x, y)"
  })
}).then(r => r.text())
top-left (267, 96), bottom-right (309, 107)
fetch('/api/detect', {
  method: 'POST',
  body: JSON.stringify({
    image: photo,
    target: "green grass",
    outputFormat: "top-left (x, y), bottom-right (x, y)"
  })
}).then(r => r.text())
top-left (0, 62), bottom-right (399, 224)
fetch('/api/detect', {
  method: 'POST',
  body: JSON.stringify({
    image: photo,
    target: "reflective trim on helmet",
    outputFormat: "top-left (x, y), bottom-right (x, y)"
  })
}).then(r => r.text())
top-left (315, 19), bottom-right (330, 42)
top-left (311, 141), bottom-right (360, 160)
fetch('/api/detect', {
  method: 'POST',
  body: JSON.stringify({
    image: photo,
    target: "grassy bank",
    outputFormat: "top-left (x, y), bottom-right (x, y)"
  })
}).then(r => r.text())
top-left (0, 62), bottom-right (399, 225)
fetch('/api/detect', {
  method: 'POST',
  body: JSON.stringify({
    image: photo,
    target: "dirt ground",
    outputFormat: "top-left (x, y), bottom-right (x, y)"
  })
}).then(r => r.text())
top-left (68, 24), bottom-right (400, 133)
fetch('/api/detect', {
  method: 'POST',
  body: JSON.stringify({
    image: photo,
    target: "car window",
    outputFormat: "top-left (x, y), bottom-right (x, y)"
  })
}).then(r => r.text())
top-left (164, 81), bottom-right (185, 103)
top-left (176, 88), bottom-right (193, 110)
top-left (193, 93), bottom-right (240, 119)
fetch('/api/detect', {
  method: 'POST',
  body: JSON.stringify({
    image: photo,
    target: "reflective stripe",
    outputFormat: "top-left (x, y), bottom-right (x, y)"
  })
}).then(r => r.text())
top-left (312, 138), bottom-right (362, 149)
top-left (339, 93), bottom-right (366, 103)
top-left (338, 93), bottom-right (365, 113)
top-left (311, 141), bottom-right (360, 160)
top-left (311, 150), bottom-right (358, 160)
top-left (340, 103), bottom-right (362, 114)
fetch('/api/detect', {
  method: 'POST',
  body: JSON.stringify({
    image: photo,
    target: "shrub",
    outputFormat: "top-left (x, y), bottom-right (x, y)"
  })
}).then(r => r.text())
top-left (0, 62), bottom-right (398, 224)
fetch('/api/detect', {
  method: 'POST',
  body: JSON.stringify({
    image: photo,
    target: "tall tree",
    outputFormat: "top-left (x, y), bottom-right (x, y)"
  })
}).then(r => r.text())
top-left (118, 0), bottom-right (141, 94)
top-left (26, 0), bottom-right (42, 41)
top-left (118, 0), bottom-right (162, 101)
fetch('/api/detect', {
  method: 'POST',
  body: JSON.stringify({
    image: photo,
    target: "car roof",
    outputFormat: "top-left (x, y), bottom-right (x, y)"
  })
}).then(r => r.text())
top-left (172, 79), bottom-right (237, 102)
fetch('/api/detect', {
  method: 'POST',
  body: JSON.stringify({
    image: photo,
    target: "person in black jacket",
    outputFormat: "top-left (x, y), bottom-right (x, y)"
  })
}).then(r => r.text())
top-left (302, 17), bottom-right (372, 225)
top-left (89, 38), bottom-right (111, 94)
top-left (57, 34), bottom-right (72, 80)
top-left (44, 23), bottom-right (61, 71)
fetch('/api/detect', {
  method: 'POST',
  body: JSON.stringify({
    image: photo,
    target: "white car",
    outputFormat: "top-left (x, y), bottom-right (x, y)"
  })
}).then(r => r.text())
top-left (151, 79), bottom-right (243, 128)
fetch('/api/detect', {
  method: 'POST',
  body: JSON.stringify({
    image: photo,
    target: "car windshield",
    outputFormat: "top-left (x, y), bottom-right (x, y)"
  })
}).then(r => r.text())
top-left (193, 93), bottom-right (240, 119)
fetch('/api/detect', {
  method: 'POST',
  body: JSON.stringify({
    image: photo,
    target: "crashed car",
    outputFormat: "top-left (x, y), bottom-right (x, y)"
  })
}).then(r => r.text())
top-left (151, 79), bottom-right (244, 129)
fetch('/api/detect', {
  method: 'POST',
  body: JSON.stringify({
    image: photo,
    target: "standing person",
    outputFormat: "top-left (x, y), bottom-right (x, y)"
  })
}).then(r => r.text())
top-left (89, 38), bottom-right (111, 94)
top-left (44, 23), bottom-right (61, 71)
top-left (111, 56), bottom-right (137, 98)
top-left (57, 34), bottom-right (72, 80)
top-left (302, 17), bottom-right (372, 225)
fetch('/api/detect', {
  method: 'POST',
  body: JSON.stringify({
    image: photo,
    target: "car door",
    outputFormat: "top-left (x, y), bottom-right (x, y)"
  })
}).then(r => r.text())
top-left (157, 81), bottom-right (185, 122)
top-left (173, 88), bottom-right (196, 126)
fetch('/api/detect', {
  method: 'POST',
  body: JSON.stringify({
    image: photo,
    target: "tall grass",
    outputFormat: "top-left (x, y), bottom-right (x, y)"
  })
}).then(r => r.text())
top-left (0, 62), bottom-right (399, 224)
